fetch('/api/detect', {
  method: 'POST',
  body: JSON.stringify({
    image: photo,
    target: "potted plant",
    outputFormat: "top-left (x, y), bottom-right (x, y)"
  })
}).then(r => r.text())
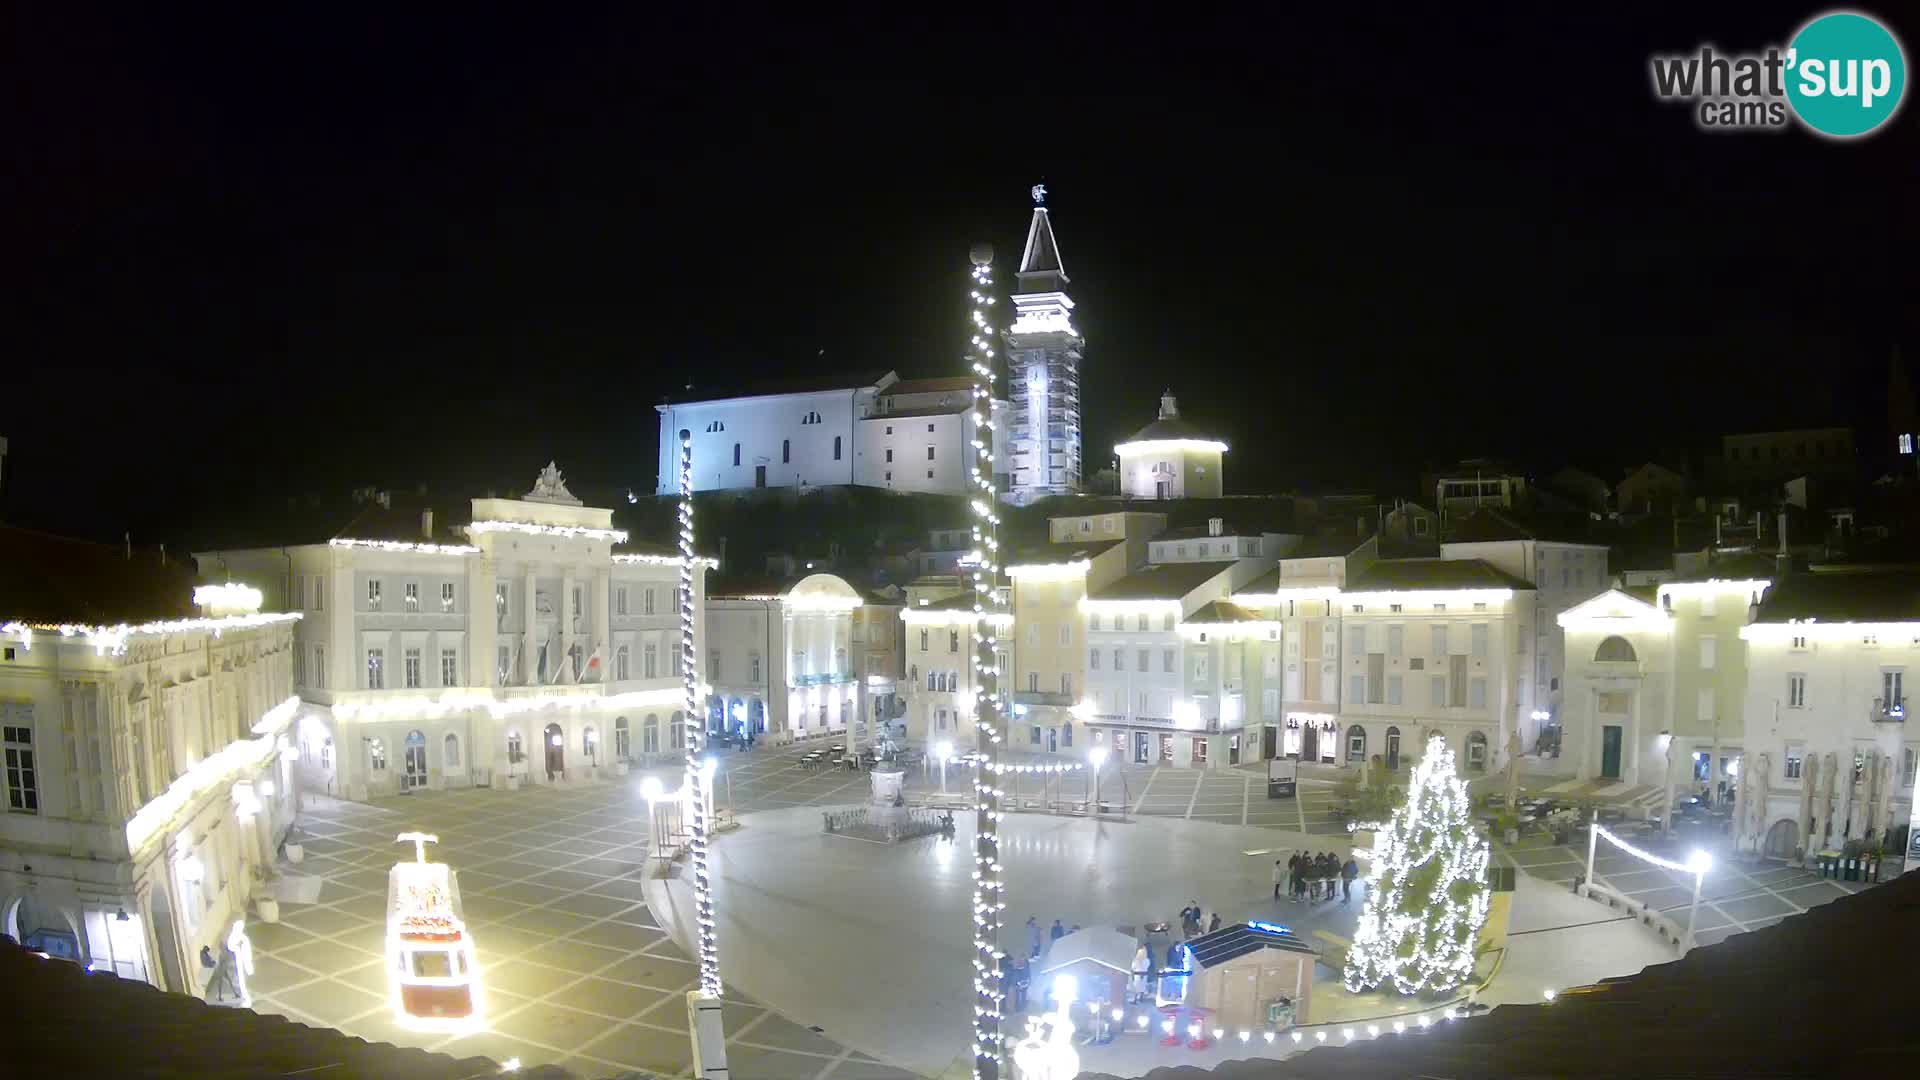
top-left (1495, 812), bottom-right (1521, 845)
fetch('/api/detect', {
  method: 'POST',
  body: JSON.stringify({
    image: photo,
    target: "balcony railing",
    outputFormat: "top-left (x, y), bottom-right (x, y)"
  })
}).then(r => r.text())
top-left (792, 672), bottom-right (857, 687)
top-left (1874, 696), bottom-right (1907, 723)
top-left (1011, 690), bottom-right (1076, 708)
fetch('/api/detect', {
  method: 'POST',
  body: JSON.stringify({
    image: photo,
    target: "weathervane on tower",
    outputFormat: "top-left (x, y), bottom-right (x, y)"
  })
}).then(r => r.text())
top-left (1031, 182), bottom-right (1047, 206)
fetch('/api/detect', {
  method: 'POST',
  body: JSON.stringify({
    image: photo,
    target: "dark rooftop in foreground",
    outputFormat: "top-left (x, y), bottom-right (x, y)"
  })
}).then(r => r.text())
top-left (1750, 565), bottom-right (1920, 623)
top-left (1348, 558), bottom-right (1534, 593)
top-left (1184, 921), bottom-right (1318, 967)
top-left (1008, 539), bottom-right (1124, 566)
top-left (1444, 506), bottom-right (1608, 546)
top-left (0, 936), bottom-right (550, 1080)
top-left (0, 524), bottom-right (199, 624)
top-left (1081, 866), bottom-right (1920, 1079)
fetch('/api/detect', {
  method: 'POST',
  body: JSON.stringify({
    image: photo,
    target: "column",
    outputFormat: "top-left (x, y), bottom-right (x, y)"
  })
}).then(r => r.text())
top-left (523, 567), bottom-right (539, 686)
top-left (562, 569), bottom-right (578, 682)
top-left (594, 568), bottom-right (613, 680)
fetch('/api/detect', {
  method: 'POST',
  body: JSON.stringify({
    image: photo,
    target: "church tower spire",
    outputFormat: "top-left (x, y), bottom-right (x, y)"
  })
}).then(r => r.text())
top-left (1003, 183), bottom-right (1085, 505)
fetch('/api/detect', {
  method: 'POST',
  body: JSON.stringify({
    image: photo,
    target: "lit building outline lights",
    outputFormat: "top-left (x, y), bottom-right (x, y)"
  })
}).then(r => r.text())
top-left (966, 241), bottom-right (1010, 1078)
top-left (1004, 184), bottom-right (1083, 504)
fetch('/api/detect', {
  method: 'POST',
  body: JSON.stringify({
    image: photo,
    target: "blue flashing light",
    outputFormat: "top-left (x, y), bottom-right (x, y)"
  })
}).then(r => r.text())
top-left (1247, 920), bottom-right (1292, 936)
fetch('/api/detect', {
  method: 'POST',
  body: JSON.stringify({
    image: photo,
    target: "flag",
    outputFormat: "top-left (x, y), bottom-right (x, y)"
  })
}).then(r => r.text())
top-left (581, 644), bottom-right (605, 683)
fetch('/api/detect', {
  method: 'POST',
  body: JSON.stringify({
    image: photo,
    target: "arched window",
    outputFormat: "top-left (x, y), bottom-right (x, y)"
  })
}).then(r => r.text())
top-left (783, 438), bottom-right (791, 464)
top-left (1345, 724), bottom-right (1367, 763)
top-left (444, 733), bottom-right (461, 768)
top-left (1385, 725), bottom-right (1401, 769)
top-left (1062, 722), bottom-right (1073, 747)
top-left (583, 725), bottom-right (599, 763)
top-left (643, 714), bottom-right (660, 754)
top-left (833, 435), bottom-right (843, 460)
top-left (733, 443), bottom-right (741, 466)
top-left (368, 738), bottom-right (387, 771)
top-left (1595, 636), bottom-right (1638, 663)
top-left (506, 731), bottom-right (523, 765)
top-left (616, 646), bottom-right (631, 681)
top-left (615, 717), bottom-right (631, 760)
top-left (1467, 731), bottom-right (1489, 771)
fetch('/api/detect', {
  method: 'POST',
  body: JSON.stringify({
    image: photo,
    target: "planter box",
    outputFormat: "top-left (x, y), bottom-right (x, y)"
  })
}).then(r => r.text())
top-left (505, 774), bottom-right (522, 791)
top-left (614, 761), bottom-right (630, 776)
top-left (284, 843), bottom-right (305, 865)
top-left (255, 897), bottom-right (280, 924)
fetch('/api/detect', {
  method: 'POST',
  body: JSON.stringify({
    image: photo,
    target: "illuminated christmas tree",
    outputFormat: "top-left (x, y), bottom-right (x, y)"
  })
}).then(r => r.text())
top-left (1344, 733), bottom-right (1491, 996)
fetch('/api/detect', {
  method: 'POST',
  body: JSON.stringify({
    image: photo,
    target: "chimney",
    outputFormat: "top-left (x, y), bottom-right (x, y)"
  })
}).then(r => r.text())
top-left (1208, 517), bottom-right (1223, 537)
top-left (1159, 391), bottom-right (1178, 420)
top-left (1776, 511), bottom-right (1791, 580)
top-left (422, 509), bottom-right (435, 539)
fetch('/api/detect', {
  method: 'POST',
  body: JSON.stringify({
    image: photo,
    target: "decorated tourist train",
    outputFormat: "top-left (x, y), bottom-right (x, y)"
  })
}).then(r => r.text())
top-left (386, 831), bottom-right (483, 1030)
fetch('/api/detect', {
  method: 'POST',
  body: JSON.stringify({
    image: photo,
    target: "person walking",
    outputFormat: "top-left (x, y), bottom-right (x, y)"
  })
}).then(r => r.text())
top-left (1049, 918), bottom-right (1066, 943)
top-left (1341, 854), bottom-right (1360, 904)
top-left (1027, 916), bottom-right (1043, 959)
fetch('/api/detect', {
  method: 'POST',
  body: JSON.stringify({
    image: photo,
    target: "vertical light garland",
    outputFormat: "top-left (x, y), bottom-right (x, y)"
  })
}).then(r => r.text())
top-left (679, 428), bottom-right (722, 999)
top-left (965, 243), bottom-right (1008, 1080)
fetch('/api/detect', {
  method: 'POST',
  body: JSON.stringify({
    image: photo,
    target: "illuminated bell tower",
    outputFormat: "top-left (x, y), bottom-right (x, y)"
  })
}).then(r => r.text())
top-left (1004, 184), bottom-right (1084, 504)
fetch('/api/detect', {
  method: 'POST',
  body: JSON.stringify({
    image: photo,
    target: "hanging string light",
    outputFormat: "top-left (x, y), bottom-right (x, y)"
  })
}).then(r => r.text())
top-left (965, 242), bottom-right (1009, 1080)
top-left (678, 428), bottom-right (723, 999)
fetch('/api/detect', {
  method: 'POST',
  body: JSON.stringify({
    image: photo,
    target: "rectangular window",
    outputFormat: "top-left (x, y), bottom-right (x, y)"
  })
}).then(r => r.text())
top-left (1387, 675), bottom-right (1403, 706)
top-left (927, 446), bottom-right (936, 460)
top-left (1469, 677), bottom-right (1487, 709)
top-left (950, 629), bottom-right (961, 653)
top-left (404, 647), bottom-right (422, 688)
top-left (368, 578), bottom-right (383, 611)
top-left (1885, 669), bottom-right (1906, 708)
top-left (1698, 687), bottom-right (1716, 722)
top-left (1089, 648), bottom-right (1101, 671)
top-left (1136, 614), bottom-right (1149, 632)
top-left (782, 438), bottom-right (791, 464)
top-left (1788, 674), bottom-right (1807, 709)
top-left (1089, 613), bottom-right (1102, 632)
top-left (616, 588), bottom-right (629, 616)
top-left (1347, 626), bottom-right (1366, 657)
top-left (404, 582), bottom-right (420, 612)
top-left (1431, 675), bottom-right (1446, 708)
top-left (1195, 655), bottom-right (1210, 679)
top-left (1060, 673), bottom-right (1073, 696)
top-left (1784, 742), bottom-right (1805, 781)
top-left (1161, 613), bottom-right (1174, 631)
top-left (708, 650), bottom-right (721, 681)
top-left (1059, 624), bottom-right (1072, 646)
top-left (313, 645), bottom-right (327, 690)
top-left (638, 641), bottom-right (655, 679)
top-left (1471, 623), bottom-right (1489, 659)
top-left (1431, 624), bottom-right (1448, 657)
top-left (440, 648), bottom-right (458, 686)
top-left (573, 587), bottom-right (584, 622)
top-left (1449, 655), bottom-right (1467, 707)
top-left (367, 648), bottom-right (385, 690)
top-left (886, 448), bottom-right (894, 463)
top-left (1366, 653), bottom-right (1384, 703)
top-left (1263, 688), bottom-right (1279, 719)
top-left (792, 650), bottom-right (806, 677)
top-left (615, 646), bottom-right (631, 681)
top-left (440, 582), bottom-right (456, 612)
top-left (645, 588), bottom-right (657, 615)
top-left (3, 718), bottom-right (38, 814)
top-left (919, 628), bottom-right (930, 652)
top-left (1904, 745), bottom-right (1918, 788)
top-left (1348, 673), bottom-right (1366, 704)
top-left (495, 583), bottom-right (509, 617)
top-left (497, 645), bottom-right (511, 685)
top-left (1387, 625), bottom-right (1403, 658)
top-left (834, 436), bottom-right (843, 460)
top-left (1031, 726), bottom-right (1042, 745)
top-left (315, 574), bottom-right (325, 611)
top-left (1163, 648), bottom-right (1175, 673)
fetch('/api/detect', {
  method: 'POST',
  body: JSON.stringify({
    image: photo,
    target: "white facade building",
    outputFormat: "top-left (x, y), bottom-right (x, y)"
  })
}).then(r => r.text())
top-left (200, 465), bottom-right (706, 799)
top-left (1115, 393), bottom-right (1227, 500)
top-left (1442, 515), bottom-right (1611, 748)
top-left (705, 573), bottom-right (865, 743)
top-left (1004, 188), bottom-right (1085, 504)
top-left (0, 530), bottom-right (300, 1000)
top-left (1737, 568), bottom-right (1920, 862)
top-left (655, 372), bottom-right (1007, 497)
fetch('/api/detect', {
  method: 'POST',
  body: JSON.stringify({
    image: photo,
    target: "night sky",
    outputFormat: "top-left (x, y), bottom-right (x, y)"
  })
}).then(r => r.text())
top-left (4, 4), bottom-right (1912, 544)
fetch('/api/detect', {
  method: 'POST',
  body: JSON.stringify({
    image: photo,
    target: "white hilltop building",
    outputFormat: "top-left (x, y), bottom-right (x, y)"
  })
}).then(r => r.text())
top-left (1004, 184), bottom-right (1086, 504)
top-left (653, 372), bottom-right (1008, 497)
top-left (1115, 392), bottom-right (1227, 500)
top-left (198, 464), bottom-right (709, 801)
top-left (0, 525), bottom-right (300, 999)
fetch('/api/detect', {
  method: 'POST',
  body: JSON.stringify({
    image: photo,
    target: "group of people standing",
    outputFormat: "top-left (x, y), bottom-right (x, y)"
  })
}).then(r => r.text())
top-left (1178, 901), bottom-right (1222, 938)
top-left (1275, 850), bottom-right (1359, 904)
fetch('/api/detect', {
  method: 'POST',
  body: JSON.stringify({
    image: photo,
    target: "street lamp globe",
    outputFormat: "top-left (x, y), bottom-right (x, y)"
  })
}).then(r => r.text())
top-left (639, 776), bottom-right (665, 802)
top-left (935, 740), bottom-right (953, 762)
top-left (1089, 746), bottom-right (1110, 770)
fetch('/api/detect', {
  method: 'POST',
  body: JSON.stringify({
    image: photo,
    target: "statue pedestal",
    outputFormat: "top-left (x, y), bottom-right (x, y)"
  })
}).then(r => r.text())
top-left (870, 768), bottom-right (908, 829)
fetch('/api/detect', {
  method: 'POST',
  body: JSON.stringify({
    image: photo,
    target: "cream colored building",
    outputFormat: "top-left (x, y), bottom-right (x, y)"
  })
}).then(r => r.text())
top-left (706, 574), bottom-right (864, 744)
top-left (1737, 567), bottom-right (1919, 862)
top-left (901, 583), bottom-right (1011, 748)
top-left (1, 530), bottom-right (300, 1000)
top-left (1114, 392), bottom-right (1226, 500)
top-left (200, 465), bottom-right (706, 798)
